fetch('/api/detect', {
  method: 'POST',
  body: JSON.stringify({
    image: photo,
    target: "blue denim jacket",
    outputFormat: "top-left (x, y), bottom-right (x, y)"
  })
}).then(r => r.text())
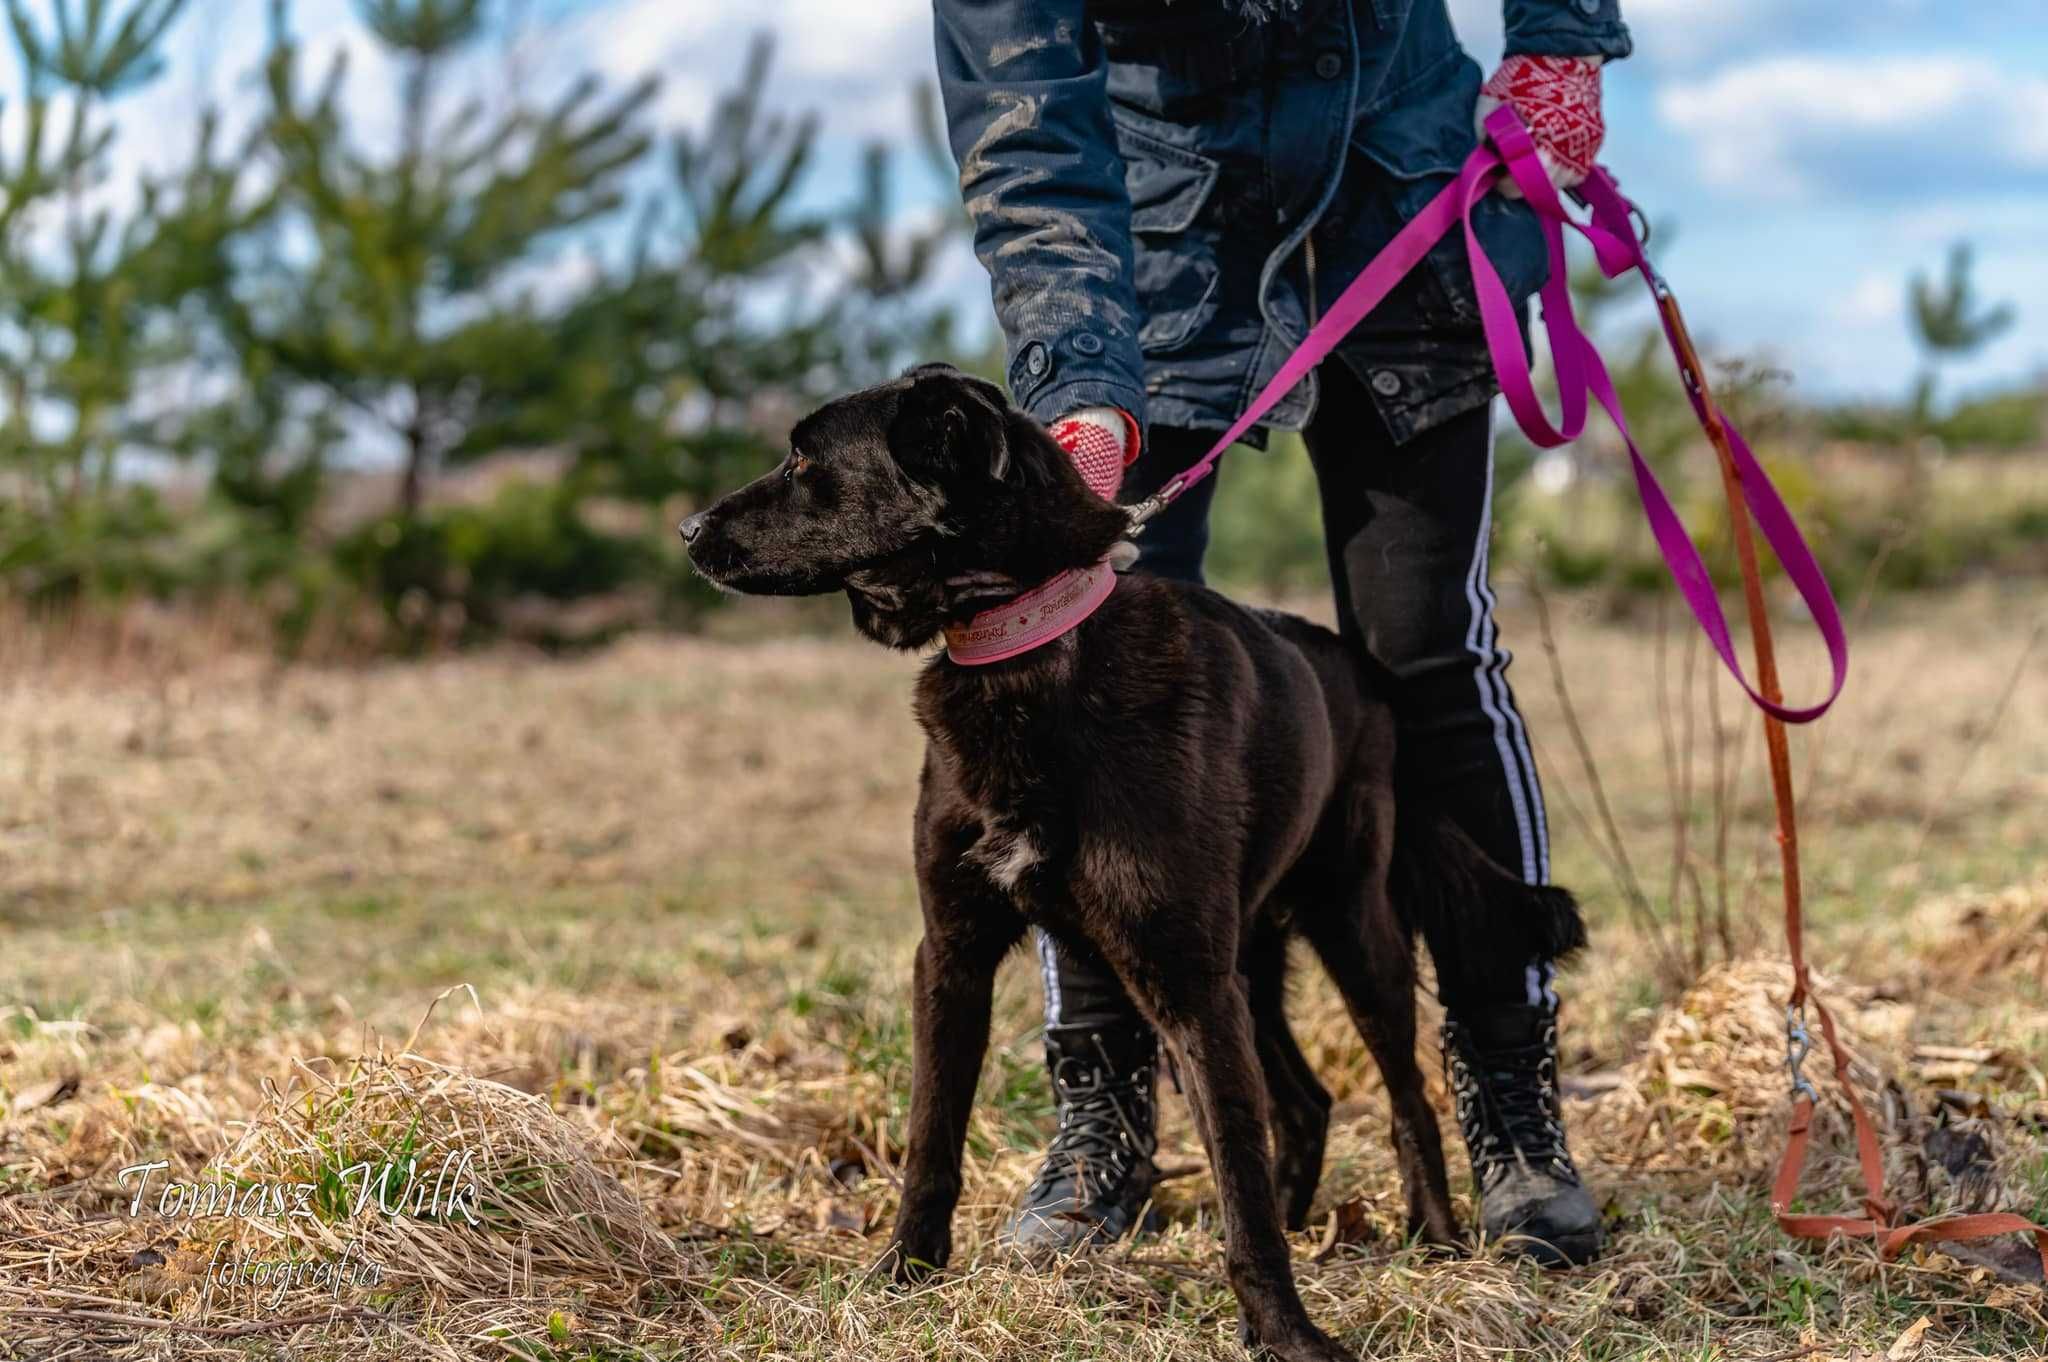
top-left (934, 0), bottom-right (1631, 446)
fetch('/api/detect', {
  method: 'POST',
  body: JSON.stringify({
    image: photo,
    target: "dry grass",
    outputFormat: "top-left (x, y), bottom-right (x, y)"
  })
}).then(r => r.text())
top-left (3, 583), bottom-right (2047, 1359)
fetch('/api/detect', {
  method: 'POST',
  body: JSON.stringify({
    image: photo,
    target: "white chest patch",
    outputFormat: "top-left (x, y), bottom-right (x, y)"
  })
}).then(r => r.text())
top-left (969, 822), bottom-right (1042, 890)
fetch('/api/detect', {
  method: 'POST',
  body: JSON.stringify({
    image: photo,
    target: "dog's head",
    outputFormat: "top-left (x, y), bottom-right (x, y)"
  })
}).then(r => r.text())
top-left (682, 364), bottom-right (1129, 648)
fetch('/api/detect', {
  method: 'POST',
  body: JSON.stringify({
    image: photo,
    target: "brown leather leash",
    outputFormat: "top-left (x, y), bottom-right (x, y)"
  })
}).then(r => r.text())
top-left (1664, 288), bottom-right (2048, 1279)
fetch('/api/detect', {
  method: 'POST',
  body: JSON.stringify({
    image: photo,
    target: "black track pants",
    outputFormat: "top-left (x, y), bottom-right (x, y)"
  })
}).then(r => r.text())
top-left (1038, 360), bottom-right (1554, 1030)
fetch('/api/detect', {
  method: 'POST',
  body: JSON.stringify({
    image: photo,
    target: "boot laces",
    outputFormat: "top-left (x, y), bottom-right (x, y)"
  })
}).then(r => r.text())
top-left (1447, 1018), bottom-right (1577, 1191)
top-left (1025, 1036), bottom-right (1157, 1206)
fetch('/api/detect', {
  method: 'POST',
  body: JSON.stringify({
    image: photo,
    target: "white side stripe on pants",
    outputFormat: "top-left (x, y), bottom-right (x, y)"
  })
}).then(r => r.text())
top-left (1475, 500), bottom-right (1551, 883)
top-left (1464, 424), bottom-right (1555, 1006)
top-left (1037, 929), bottom-right (1064, 1026)
top-left (1461, 425), bottom-right (1547, 887)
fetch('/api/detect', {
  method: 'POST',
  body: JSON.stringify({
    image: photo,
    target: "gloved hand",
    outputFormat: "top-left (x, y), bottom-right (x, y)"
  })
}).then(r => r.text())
top-left (1474, 54), bottom-right (1605, 200)
top-left (1050, 406), bottom-right (1140, 500)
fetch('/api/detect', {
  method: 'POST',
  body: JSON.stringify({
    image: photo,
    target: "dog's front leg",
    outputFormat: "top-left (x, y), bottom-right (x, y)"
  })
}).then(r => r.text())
top-left (1138, 971), bottom-right (1357, 1362)
top-left (876, 930), bottom-right (1007, 1284)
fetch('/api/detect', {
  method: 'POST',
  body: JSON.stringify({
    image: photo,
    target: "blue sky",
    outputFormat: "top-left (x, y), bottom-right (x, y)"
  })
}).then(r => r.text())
top-left (624, 0), bottom-right (2048, 406)
top-left (10, 0), bottom-right (2045, 406)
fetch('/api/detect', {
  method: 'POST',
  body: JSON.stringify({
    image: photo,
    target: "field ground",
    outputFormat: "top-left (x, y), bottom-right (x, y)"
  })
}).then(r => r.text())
top-left (3, 581), bottom-right (2047, 1359)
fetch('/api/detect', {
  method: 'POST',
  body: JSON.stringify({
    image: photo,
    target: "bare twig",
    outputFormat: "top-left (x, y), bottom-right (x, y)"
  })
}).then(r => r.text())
top-left (1525, 573), bottom-right (1682, 983)
top-left (1652, 597), bottom-right (1685, 951)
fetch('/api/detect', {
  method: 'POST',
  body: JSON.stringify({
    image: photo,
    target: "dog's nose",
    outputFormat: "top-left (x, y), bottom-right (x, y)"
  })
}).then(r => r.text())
top-left (678, 512), bottom-right (707, 545)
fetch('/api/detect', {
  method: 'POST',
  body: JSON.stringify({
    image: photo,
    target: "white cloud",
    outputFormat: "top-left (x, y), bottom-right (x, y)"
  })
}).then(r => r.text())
top-left (573, 0), bottom-right (929, 141)
top-left (1837, 271), bottom-right (1900, 328)
top-left (1656, 54), bottom-right (2048, 198)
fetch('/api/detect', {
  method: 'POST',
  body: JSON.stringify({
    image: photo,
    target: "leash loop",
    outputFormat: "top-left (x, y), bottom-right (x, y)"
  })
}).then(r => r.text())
top-left (1134, 105), bottom-right (1848, 724)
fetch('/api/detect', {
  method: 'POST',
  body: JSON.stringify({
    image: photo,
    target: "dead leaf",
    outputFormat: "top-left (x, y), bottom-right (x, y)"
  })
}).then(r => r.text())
top-left (1932, 1088), bottom-right (1991, 1119)
top-left (1917, 1061), bottom-right (1991, 1083)
top-left (120, 1268), bottom-right (186, 1305)
top-left (1885, 1314), bottom-right (1933, 1361)
top-left (1914, 1044), bottom-right (2002, 1064)
top-left (1663, 1063), bottom-right (1725, 1093)
top-left (1913, 1045), bottom-right (2010, 1082)
top-left (1561, 1071), bottom-right (1625, 1100)
top-left (8, 1074), bottom-right (79, 1113)
top-left (118, 1241), bottom-right (203, 1306)
top-left (813, 1198), bottom-right (866, 1236)
top-left (1312, 1197), bottom-right (1376, 1262)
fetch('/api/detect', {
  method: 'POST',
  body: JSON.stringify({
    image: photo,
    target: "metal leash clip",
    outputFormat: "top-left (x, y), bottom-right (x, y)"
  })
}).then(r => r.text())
top-left (1122, 473), bottom-right (1187, 535)
top-left (1784, 1002), bottom-right (1820, 1104)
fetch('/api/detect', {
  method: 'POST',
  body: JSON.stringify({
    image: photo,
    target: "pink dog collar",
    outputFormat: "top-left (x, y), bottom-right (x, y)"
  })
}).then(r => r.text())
top-left (942, 561), bottom-right (1117, 665)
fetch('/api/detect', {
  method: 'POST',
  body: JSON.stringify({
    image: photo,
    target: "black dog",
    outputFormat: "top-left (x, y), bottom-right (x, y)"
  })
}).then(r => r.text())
top-left (683, 364), bottom-right (1582, 1362)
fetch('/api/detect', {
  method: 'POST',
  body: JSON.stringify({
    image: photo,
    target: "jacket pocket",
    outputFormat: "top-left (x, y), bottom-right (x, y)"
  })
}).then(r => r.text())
top-left (1347, 122), bottom-right (1547, 329)
top-left (1115, 121), bottom-right (1224, 353)
top-left (1120, 122), bottom-right (1220, 233)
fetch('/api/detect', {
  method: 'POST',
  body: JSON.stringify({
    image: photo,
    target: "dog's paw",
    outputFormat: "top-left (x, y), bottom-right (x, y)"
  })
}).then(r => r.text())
top-left (867, 1237), bottom-right (947, 1288)
top-left (1403, 1209), bottom-right (1467, 1257)
top-left (1238, 1317), bottom-right (1358, 1362)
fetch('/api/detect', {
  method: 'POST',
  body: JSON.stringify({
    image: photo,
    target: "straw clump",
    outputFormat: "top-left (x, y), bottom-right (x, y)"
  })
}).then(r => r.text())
top-left (2, 1021), bottom-right (706, 1360)
top-left (1582, 958), bottom-right (1912, 1181)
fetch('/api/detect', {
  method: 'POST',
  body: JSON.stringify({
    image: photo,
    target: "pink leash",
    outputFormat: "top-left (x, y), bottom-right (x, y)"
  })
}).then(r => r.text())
top-left (1127, 106), bottom-right (1848, 724)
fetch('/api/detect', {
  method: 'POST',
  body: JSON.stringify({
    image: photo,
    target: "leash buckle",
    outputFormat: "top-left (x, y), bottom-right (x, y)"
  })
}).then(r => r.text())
top-left (1566, 187), bottom-right (1653, 250)
top-left (1784, 1003), bottom-right (1820, 1105)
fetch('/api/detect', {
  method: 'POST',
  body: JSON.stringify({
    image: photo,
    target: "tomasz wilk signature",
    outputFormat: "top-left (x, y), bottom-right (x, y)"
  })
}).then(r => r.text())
top-left (118, 1151), bottom-right (483, 1226)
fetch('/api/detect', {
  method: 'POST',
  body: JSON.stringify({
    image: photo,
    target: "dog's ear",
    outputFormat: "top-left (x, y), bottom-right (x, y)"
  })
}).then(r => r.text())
top-left (891, 365), bottom-right (1013, 485)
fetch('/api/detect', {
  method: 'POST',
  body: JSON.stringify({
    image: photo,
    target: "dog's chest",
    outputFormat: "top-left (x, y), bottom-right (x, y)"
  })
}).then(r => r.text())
top-left (918, 664), bottom-right (1089, 901)
top-left (942, 744), bottom-right (1078, 903)
top-left (950, 751), bottom-right (1071, 898)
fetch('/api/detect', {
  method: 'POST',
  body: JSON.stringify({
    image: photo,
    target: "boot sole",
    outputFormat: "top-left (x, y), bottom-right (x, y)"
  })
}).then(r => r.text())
top-left (1000, 1203), bottom-right (1163, 1258)
top-left (1496, 1225), bottom-right (1602, 1268)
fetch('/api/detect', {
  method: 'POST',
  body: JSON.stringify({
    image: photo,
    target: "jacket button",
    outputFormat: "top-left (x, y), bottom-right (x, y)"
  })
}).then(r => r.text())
top-left (1024, 342), bottom-right (1049, 377)
top-left (1314, 52), bottom-right (1343, 80)
top-left (1370, 370), bottom-right (1402, 397)
top-left (1072, 332), bottom-right (1104, 356)
top-left (1576, 0), bottom-right (1600, 13)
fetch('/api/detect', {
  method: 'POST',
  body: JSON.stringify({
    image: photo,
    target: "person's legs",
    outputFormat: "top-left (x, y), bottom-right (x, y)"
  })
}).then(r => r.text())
top-left (1301, 369), bottom-right (1546, 989)
top-left (1302, 359), bottom-right (1600, 1264)
top-left (1005, 427), bottom-right (1219, 1253)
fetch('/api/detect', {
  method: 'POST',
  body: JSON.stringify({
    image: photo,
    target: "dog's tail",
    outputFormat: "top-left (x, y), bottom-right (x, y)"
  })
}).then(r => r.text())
top-left (1388, 805), bottom-right (1585, 997)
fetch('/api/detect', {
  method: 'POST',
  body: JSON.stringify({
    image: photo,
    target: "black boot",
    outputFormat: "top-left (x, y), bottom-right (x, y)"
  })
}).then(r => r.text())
top-left (1004, 1022), bottom-right (1161, 1254)
top-left (1443, 999), bottom-right (1602, 1266)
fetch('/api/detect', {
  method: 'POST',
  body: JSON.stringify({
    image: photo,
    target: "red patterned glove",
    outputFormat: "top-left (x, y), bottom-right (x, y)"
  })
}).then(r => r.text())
top-left (1050, 406), bottom-right (1140, 500)
top-left (1475, 54), bottom-right (1604, 199)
